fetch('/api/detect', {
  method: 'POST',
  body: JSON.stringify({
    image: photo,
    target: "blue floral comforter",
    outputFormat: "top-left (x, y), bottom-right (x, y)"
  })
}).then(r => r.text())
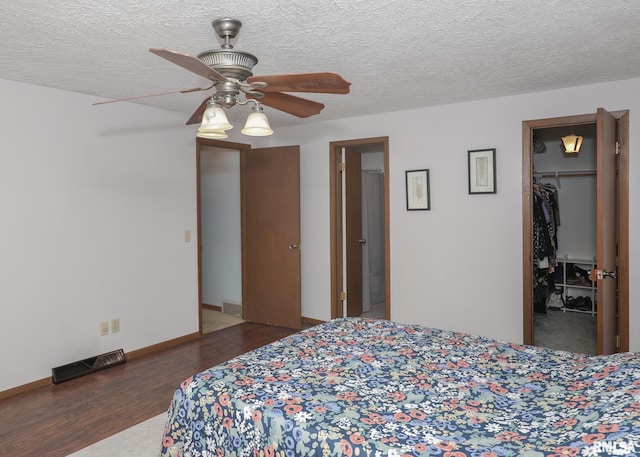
top-left (160, 318), bottom-right (640, 456)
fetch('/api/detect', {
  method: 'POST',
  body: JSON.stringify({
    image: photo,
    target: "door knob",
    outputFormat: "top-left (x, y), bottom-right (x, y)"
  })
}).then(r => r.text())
top-left (358, 239), bottom-right (367, 244)
top-left (288, 244), bottom-right (300, 250)
top-left (601, 269), bottom-right (617, 279)
top-left (589, 269), bottom-right (617, 280)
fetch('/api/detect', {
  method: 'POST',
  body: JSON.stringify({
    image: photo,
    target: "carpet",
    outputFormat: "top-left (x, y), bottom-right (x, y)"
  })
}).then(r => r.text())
top-left (202, 308), bottom-right (244, 334)
top-left (534, 308), bottom-right (597, 354)
top-left (67, 413), bottom-right (166, 457)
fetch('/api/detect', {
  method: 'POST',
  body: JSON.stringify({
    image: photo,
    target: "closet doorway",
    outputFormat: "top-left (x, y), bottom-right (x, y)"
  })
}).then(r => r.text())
top-left (522, 108), bottom-right (629, 355)
top-left (330, 137), bottom-right (390, 320)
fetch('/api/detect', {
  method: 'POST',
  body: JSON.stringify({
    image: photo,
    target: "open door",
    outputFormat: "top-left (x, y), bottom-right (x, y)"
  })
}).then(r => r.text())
top-left (241, 145), bottom-right (301, 329)
top-left (595, 108), bottom-right (617, 354)
top-left (345, 148), bottom-right (363, 316)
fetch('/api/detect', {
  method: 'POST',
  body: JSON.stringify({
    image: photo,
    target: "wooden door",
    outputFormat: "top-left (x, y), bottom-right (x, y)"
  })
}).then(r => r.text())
top-left (241, 146), bottom-right (301, 329)
top-left (345, 148), bottom-right (363, 316)
top-left (596, 108), bottom-right (617, 354)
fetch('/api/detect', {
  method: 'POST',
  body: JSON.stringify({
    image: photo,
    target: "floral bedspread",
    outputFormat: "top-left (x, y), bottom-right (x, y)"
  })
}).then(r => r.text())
top-left (160, 318), bottom-right (640, 457)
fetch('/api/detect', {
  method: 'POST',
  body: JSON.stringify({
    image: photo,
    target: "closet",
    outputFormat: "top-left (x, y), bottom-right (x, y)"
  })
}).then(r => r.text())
top-left (523, 108), bottom-right (629, 356)
top-left (531, 124), bottom-right (598, 354)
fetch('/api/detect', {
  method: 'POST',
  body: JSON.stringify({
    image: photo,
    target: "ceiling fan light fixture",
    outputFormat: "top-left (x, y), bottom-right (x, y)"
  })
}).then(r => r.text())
top-left (200, 100), bottom-right (233, 131)
top-left (241, 104), bottom-right (273, 136)
top-left (197, 128), bottom-right (229, 139)
top-left (561, 132), bottom-right (583, 154)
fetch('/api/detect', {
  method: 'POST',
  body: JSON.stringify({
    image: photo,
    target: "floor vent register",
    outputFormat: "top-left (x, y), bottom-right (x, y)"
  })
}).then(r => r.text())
top-left (51, 349), bottom-right (126, 384)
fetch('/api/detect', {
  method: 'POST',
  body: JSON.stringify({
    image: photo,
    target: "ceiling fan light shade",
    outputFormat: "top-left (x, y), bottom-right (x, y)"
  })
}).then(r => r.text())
top-left (561, 133), bottom-right (583, 153)
top-left (196, 128), bottom-right (229, 139)
top-left (241, 111), bottom-right (273, 136)
top-left (200, 101), bottom-right (233, 131)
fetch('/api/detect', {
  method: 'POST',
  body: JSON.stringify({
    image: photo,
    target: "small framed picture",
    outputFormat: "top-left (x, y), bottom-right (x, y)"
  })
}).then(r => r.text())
top-left (405, 169), bottom-right (430, 210)
top-left (468, 148), bottom-right (496, 194)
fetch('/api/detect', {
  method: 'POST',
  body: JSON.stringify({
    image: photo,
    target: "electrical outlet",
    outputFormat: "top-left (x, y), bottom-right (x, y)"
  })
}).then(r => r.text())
top-left (111, 318), bottom-right (120, 333)
top-left (100, 321), bottom-right (109, 336)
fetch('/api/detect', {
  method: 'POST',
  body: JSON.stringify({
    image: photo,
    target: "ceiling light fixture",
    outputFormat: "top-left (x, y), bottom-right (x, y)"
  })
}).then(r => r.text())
top-left (197, 100), bottom-right (231, 138)
top-left (241, 102), bottom-right (273, 136)
top-left (197, 98), bottom-right (273, 139)
top-left (561, 132), bottom-right (583, 154)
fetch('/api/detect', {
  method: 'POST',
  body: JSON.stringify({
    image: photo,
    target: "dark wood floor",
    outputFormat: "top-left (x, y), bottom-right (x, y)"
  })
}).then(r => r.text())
top-left (0, 323), bottom-right (302, 456)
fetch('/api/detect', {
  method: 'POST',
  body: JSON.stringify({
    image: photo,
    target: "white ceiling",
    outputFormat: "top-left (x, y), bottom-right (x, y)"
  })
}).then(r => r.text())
top-left (2, 1), bottom-right (640, 129)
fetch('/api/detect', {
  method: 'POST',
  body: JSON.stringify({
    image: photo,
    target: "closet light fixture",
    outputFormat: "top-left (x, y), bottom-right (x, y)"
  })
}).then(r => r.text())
top-left (197, 98), bottom-right (273, 139)
top-left (561, 132), bottom-right (583, 154)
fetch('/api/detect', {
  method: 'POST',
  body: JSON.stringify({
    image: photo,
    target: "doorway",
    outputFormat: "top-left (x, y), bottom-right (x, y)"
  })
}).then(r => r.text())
top-left (522, 109), bottom-right (629, 354)
top-left (199, 144), bottom-right (244, 333)
top-left (330, 137), bottom-right (390, 320)
top-left (196, 139), bottom-right (302, 333)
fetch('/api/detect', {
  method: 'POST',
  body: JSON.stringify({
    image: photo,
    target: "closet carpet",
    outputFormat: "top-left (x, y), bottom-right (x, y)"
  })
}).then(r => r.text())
top-left (534, 309), bottom-right (597, 355)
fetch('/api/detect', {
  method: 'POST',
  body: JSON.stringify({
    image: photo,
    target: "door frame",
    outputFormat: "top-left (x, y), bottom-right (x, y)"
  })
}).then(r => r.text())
top-left (329, 137), bottom-right (390, 319)
top-left (521, 110), bottom-right (629, 351)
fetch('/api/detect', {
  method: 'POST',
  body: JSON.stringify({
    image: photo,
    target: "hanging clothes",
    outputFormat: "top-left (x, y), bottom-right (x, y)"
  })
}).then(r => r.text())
top-left (532, 182), bottom-right (561, 313)
top-left (533, 182), bottom-right (560, 267)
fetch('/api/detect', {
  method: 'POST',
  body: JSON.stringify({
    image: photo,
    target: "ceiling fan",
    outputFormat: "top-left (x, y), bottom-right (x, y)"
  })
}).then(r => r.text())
top-left (95, 17), bottom-right (351, 135)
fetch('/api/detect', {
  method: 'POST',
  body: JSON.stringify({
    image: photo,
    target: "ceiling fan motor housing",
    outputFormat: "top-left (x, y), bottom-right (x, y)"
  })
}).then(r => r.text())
top-left (197, 49), bottom-right (258, 81)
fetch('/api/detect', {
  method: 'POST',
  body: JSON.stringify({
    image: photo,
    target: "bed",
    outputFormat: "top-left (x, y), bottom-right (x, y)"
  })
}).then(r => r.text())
top-left (159, 318), bottom-right (640, 456)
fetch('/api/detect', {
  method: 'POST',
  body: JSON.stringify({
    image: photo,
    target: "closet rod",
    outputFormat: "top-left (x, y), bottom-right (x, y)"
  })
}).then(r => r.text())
top-left (533, 169), bottom-right (596, 178)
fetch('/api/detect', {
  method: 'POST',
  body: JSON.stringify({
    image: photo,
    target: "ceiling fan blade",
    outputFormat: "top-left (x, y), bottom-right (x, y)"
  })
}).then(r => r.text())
top-left (247, 72), bottom-right (351, 94)
top-left (185, 97), bottom-right (211, 125)
top-left (93, 85), bottom-right (213, 106)
top-left (248, 92), bottom-right (325, 118)
top-left (150, 48), bottom-right (228, 83)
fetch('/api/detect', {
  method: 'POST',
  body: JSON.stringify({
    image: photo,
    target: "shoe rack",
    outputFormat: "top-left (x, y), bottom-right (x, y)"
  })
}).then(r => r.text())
top-left (555, 255), bottom-right (597, 315)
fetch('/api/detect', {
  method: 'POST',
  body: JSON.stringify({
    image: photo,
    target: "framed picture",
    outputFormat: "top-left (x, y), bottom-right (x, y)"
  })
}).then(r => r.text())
top-left (468, 148), bottom-right (496, 194)
top-left (405, 169), bottom-right (430, 210)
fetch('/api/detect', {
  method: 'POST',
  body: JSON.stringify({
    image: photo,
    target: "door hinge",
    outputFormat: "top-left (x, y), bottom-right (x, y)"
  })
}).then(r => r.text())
top-left (338, 162), bottom-right (345, 172)
top-left (616, 141), bottom-right (620, 155)
top-left (339, 291), bottom-right (347, 301)
top-left (617, 334), bottom-right (621, 349)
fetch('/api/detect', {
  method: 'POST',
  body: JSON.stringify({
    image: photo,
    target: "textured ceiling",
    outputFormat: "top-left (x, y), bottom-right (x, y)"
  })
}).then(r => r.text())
top-left (2, 1), bottom-right (640, 129)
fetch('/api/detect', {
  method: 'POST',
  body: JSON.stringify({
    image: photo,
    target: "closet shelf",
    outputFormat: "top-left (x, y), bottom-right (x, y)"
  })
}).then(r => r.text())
top-left (554, 255), bottom-right (597, 316)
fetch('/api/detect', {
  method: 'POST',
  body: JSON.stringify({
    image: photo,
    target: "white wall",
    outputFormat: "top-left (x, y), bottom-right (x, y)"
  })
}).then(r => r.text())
top-left (270, 78), bottom-right (639, 350)
top-left (3, 77), bottom-right (639, 393)
top-left (0, 79), bottom-right (199, 392)
top-left (200, 147), bottom-right (242, 308)
top-left (361, 151), bottom-right (384, 170)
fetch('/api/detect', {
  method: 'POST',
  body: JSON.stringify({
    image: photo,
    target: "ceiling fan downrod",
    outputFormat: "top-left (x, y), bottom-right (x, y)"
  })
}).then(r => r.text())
top-left (211, 17), bottom-right (242, 49)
